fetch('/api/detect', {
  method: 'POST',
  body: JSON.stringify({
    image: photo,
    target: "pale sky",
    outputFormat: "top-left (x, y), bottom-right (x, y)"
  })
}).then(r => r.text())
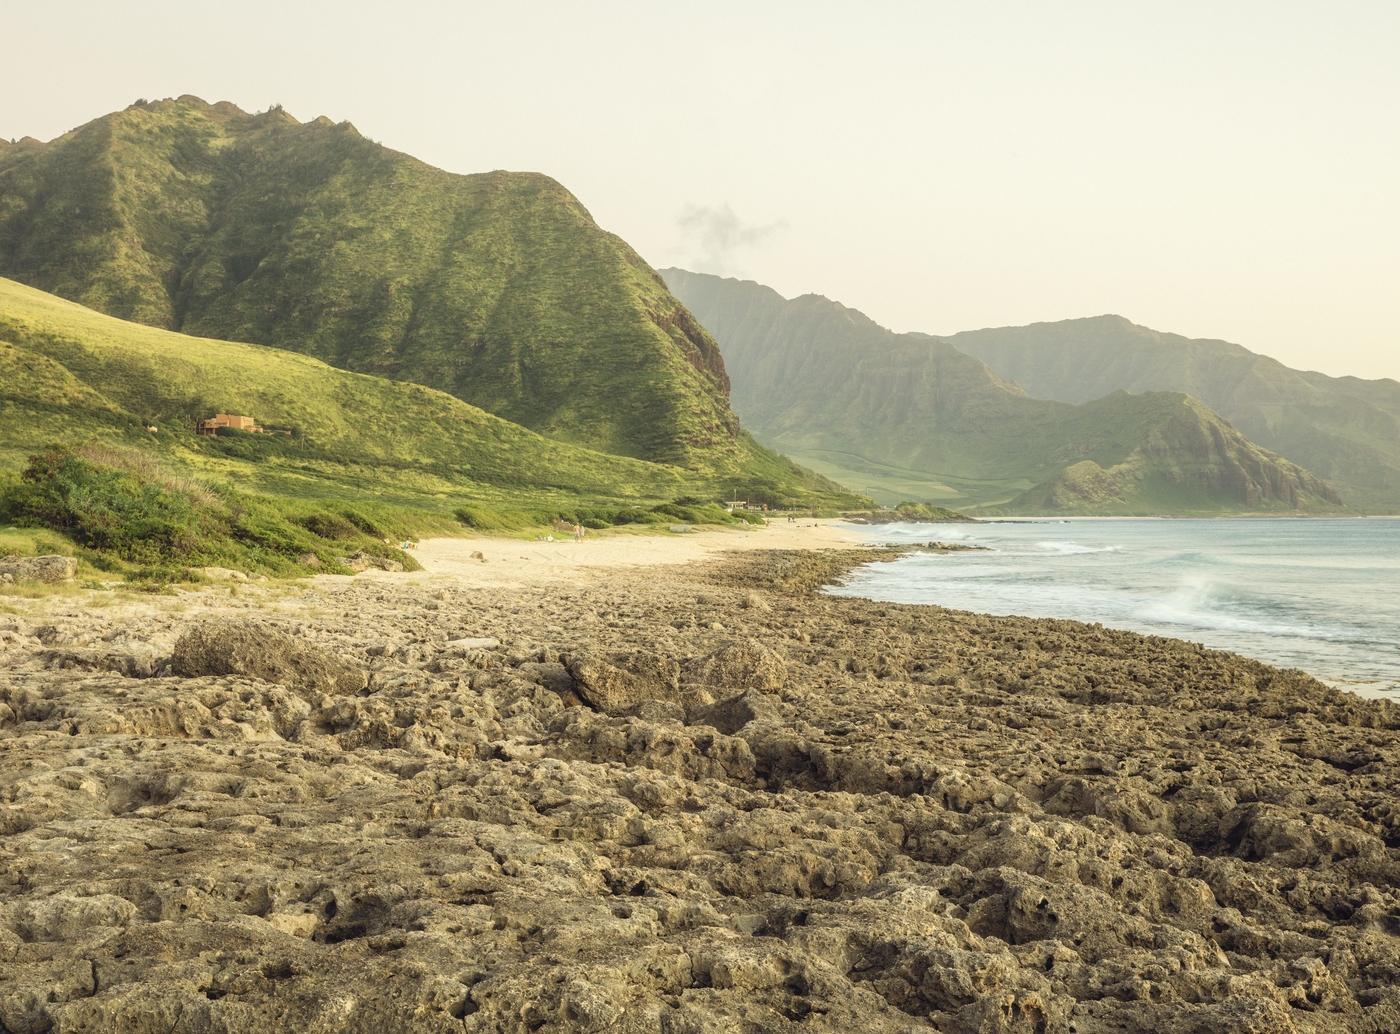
top-left (6, 1), bottom-right (1398, 380)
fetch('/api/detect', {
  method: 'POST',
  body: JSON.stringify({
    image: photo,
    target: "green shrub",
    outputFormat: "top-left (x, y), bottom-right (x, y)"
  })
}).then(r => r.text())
top-left (453, 504), bottom-right (539, 531)
top-left (1, 447), bottom-right (217, 562)
top-left (299, 512), bottom-right (361, 540)
top-left (340, 509), bottom-right (385, 537)
top-left (0, 446), bottom-right (413, 578)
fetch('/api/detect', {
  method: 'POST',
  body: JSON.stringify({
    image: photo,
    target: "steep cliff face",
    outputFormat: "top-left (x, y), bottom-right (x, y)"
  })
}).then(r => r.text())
top-left (950, 316), bottom-right (1400, 512)
top-left (0, 97), bottom-right (738, 469)
top-left (664, 269), bottom-right (1343, 514)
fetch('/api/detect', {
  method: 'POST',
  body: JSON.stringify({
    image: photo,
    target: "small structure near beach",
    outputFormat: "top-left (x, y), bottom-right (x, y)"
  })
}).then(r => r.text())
top-left (196, 412), bottom-right (260, 436)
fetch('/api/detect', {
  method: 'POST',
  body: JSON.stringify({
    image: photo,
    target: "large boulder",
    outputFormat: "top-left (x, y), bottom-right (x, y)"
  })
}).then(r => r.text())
top-left (682, 640), bottom-right (788, 694)
top-left (563, 651), bottom-right (680, 715)
top-left (170, 620), bottom-right (367, 698)
top-left (0, 555), bottom-right (77, 583)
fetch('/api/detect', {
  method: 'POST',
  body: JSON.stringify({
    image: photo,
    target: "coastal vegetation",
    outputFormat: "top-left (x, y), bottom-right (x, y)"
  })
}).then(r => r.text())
top-left (0, 444), bottom-right (410, 580)
top-left (0, 277), bottom-right (855, 578)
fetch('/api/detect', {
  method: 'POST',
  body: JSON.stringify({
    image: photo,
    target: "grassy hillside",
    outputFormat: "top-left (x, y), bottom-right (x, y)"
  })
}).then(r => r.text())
top-left (0, 96), bottom-right (746, 471)
top-left (663, 269), bottom-right (1342, 515)
top-left (949, 316), bottom-right (1400, 512)
top-left (0, 278), bottom-right (853, 575)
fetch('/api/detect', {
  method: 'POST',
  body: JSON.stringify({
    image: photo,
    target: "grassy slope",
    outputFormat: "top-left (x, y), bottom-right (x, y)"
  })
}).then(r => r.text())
top-left (950, 316), bottom-right (1400, 513)
top-left (663, 269), bottom-right (1343, 514)
top-left (0, 279), bottom-right (852, 545)
top-left (0, 96), bottom-right (775, 484)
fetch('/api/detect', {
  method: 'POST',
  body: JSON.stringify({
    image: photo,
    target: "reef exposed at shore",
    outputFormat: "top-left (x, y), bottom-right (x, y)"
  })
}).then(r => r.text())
top-left (1, 550), bottom-right (1397, 1032)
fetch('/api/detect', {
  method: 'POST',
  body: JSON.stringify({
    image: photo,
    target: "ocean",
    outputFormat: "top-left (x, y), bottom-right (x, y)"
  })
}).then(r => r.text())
top-left (829, 517), bottom-right (1400, 700)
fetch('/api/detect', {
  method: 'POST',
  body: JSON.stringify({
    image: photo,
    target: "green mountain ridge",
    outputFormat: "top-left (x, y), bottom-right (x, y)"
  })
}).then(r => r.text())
top-left (949, 316), bottom-right (1400, 512)
top-left (662, 268), bottom-right (1342, 515)
top-left (0, 96), bottom-right (741, 471)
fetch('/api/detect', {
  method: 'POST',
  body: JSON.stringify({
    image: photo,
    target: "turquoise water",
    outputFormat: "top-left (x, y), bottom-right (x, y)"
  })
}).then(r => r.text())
top-left (830, 518), bottom-right (1400, 699)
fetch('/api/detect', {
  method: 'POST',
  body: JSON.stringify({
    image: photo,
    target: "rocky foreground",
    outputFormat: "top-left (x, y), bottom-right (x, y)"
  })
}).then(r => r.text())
top-left (1, 549), bottom-right (1398, 1033)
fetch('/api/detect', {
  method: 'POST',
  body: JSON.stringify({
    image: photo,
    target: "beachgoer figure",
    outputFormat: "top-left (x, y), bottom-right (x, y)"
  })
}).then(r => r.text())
top-left (573, 523), bottom-right (585, 542)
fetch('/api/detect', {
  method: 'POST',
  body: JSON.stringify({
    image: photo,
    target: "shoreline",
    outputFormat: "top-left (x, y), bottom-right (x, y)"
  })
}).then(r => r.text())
top-left (836, 517), bottom-right (1400, 702)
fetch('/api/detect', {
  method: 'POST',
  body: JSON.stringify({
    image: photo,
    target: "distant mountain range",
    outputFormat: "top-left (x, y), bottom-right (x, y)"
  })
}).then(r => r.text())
top-left (1, 95), bottom-right (1383, 522)
top-left (948, 317), bottom-right (1400, 513)
top-left (663, 269), bottom-right (1349, 515)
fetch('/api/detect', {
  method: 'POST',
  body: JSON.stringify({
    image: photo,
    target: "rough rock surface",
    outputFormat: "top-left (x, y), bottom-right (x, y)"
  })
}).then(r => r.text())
top-left (0, 549), bottom-right (1397, 1033)
top-left (682, 639), bottom-right (788, 694)
top-left (0, 554), bottom-right (77, 583)
top-left (342, 551), bottom-right (407, 574)
top-left (169, 619), bottom-right (369, 698)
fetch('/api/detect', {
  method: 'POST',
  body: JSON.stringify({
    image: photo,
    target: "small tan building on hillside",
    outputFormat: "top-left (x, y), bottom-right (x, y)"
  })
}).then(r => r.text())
top-left (196, 413), bottom-right (260, 436)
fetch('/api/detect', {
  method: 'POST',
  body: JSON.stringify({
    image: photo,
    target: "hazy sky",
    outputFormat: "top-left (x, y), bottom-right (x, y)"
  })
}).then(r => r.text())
top-left (6, 1), bottom-right (1398, 379)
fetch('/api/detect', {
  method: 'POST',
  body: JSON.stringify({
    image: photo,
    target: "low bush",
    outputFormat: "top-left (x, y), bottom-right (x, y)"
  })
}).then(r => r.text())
top-left (299, 512), bottom-right (361, 540)
top-left (340, 509), bottom-right (386, 537)
top-left (0, 446), bottom-right (413, 579)
top-left (453, 497), bottom-right (746, 533)
top-left (452, 504), bottom-right (547, 532)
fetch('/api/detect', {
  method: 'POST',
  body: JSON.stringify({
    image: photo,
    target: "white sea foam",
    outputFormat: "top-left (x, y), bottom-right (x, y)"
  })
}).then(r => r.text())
top-left (1034, 540), bottom-right (1118, 555)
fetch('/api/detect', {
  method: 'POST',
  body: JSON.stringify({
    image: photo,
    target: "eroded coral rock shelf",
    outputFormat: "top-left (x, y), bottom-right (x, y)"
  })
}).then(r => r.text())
top-left (1, 551), bottom-right (1397, 1032)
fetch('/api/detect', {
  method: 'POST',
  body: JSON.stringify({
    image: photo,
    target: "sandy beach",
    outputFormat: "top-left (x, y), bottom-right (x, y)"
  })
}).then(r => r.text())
top-left (403, 519), bottom-right (865, 585)
top-left (2, 533), bottom-right (1398, 1032)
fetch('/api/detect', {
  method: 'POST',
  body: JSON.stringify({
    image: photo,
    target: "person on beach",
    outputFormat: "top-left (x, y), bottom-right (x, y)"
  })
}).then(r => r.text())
top-left (573, 523), bottom-right (585, 542)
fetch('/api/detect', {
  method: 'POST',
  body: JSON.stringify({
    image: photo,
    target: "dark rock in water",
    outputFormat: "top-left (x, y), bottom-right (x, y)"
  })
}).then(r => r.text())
top-left (170, 620), bottom-right (367, 697)
top-left (0, 554), bottom-right (77, 583)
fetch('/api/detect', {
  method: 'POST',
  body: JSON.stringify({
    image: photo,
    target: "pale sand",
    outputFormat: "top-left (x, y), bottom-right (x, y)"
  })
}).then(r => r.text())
top-left (402, 518), bottom-right (864, 585)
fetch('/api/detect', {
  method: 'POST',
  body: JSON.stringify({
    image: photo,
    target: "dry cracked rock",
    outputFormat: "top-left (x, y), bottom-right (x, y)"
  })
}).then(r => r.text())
top-left (564, 650), bottom-right (683, 714)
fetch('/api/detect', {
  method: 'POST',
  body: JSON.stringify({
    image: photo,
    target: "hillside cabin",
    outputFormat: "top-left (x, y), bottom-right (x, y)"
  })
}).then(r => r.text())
top-left (196, 413), bottom-right (260, 436)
